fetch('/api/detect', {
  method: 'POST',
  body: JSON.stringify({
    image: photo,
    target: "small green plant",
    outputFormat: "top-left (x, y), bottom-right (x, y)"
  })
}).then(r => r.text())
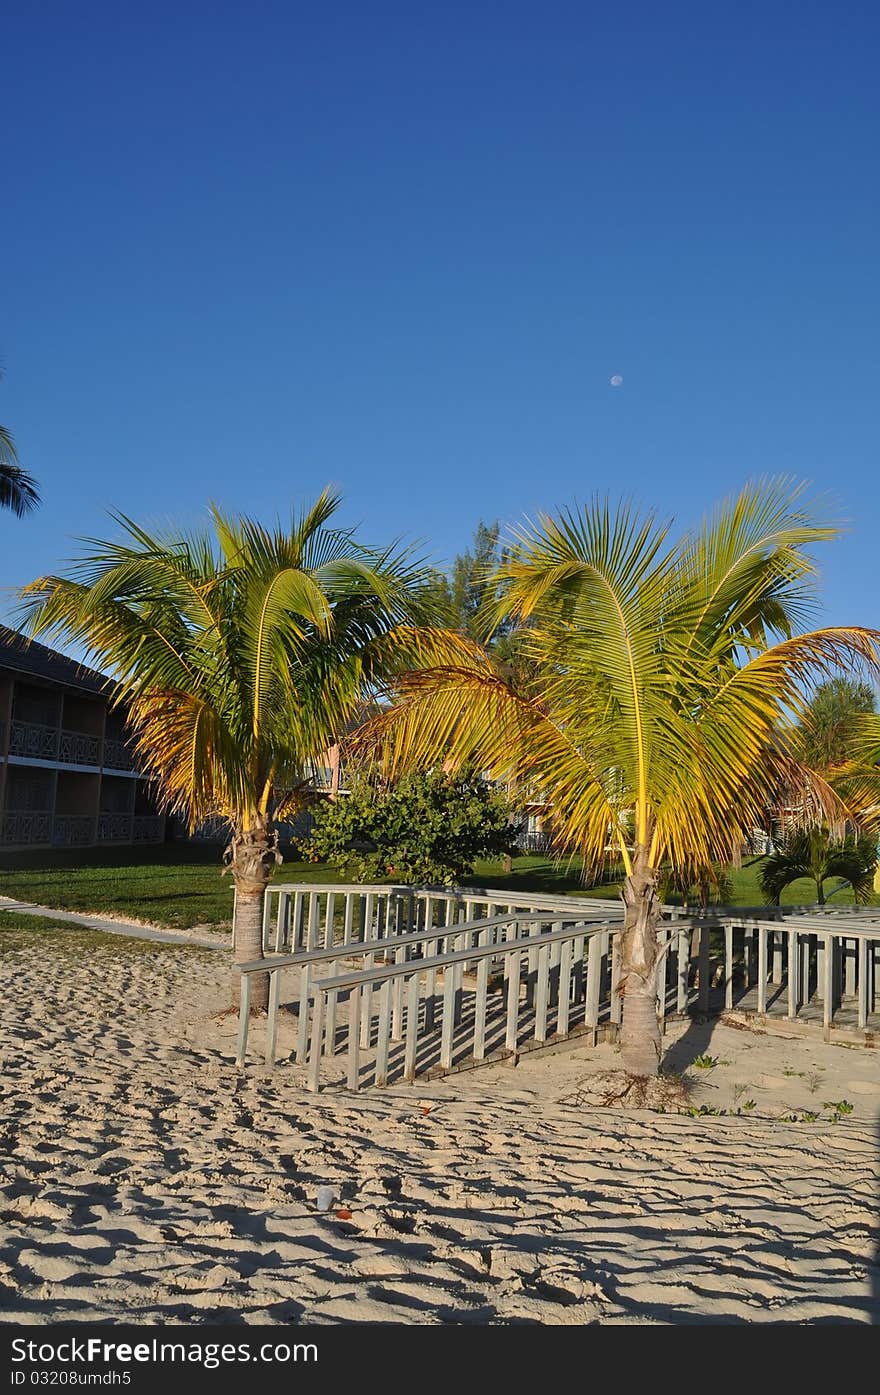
top-left (782, 1110), bottom-right (819, 1123)
top-left (736, 1100), bottom-right (757, 1114)
top-left (824, 1099), bottom-right (854, 1121)
top-left (684, 1104), bottom-right (727, 1117)
top-left (806, 1071), bottom-right (823, 1095)
top-left (693, 1054), bottom-right (719, 1070)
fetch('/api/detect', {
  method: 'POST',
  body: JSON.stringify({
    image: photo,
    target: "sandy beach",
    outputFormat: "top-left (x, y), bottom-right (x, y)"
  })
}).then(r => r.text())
top-left (1, 926), bottom-right (878, 1325)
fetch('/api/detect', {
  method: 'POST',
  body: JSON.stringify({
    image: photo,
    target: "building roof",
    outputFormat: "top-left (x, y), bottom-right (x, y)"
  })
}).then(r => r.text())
top-left (0, 626), bottom-right (112, 697)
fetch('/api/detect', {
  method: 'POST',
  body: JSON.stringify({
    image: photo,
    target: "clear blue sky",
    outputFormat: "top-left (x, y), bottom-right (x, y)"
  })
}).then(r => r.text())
top-left (3, 0), bottom-right (878, 631)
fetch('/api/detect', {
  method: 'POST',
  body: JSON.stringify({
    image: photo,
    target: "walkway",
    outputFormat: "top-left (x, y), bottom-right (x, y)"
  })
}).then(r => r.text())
top-left (0, 895), bottom-right (226, 949)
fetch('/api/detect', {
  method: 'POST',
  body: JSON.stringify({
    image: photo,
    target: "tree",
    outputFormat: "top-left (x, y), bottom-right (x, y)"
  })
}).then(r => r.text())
top-left (19, 490), bottom-right (436, 1010)
top-left (302, 768), bottom-right (519, 884)
top-left (760, 827), bottom-right (876, 904)
top-left (427, 521), bottom-right (517, 653)
top-left (797, 677), bottom-right (876, 772)
top-left (363, 480), bottom-right (880, 1075)
top-left (0, 425), bottom-right (40, 516)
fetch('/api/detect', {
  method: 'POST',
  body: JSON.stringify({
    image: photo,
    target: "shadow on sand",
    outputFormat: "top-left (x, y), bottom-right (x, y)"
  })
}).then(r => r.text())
top-left (662, 1010), bottom-right (880, 1325)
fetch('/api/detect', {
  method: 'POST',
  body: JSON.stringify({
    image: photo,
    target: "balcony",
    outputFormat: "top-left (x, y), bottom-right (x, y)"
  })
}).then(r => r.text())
top-left (103, 737), bottom-right (136, 772)
top-left (52, 814), bottom-right (96, 847)
top-left (1, 811), bottom-right (51, 845)
top-left (0, 811), bottom-right (164, 847)
top-left (97, 813), bottom-right (163, 843)
top-left (4, 721), bottom-right (138, 771)
top-left (132, 815), bottom-right (163, 842)
top-left (59, 730), bottom-right (101, 765)
top-left (9, 720), bottom-right (61, 761)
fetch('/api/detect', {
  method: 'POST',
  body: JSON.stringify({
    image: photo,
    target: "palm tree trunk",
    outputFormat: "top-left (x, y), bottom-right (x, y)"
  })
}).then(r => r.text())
top-left (618, 851), bottom-right (662, 1076)
top-left (816, 879), bottom-right (825, 904)
top-left (229, 817), bottom-right (276, 1013)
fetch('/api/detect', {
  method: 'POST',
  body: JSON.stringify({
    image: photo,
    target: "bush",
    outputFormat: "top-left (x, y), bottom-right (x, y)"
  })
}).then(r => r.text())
top-left (301, 770), bottom-right (521, 885)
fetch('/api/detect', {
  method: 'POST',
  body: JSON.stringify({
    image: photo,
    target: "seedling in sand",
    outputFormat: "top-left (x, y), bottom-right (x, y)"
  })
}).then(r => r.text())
top-left (692, 1054), bottom-right (720, 1070)
top-left (823, 1099), bottom-right (854, 1122)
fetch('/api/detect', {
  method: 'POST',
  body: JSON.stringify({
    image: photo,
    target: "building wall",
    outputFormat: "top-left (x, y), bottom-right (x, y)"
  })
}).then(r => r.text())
top-left (0, 665), bottom-right (164, 852)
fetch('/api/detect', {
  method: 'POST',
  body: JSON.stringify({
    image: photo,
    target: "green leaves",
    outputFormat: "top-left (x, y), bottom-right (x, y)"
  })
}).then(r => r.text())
top-left (759, 828), bottom-right (877, 904)
top-left (0, 425), bottom-right (40, 516)
top-left (371, 479), bottom-right (880, 880)
top-left (18, 491), bottom-right (441, 836)
top-left (302, 770), bottom-right (519, 884)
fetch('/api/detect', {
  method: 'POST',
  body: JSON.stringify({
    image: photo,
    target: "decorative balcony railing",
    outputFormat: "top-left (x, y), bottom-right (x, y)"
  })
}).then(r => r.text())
top-left (97, 812), bottom-right (134, 842)
top-left (1, 811), bottom-right (51, 845)
top-left (9, 721), bottom-right (104, 767)
top-left (95, 813), bottom-right (163, 843)
top-left (103, 738), bottom-right (137, 772)
top-left (132, 815), bottom-right (164, 842)
top-left (58, 729), bottom-right (101, 765)
top-left (9, 721), bottom-right (59, 760)
top-left (52, 814), bottom-right (96, 847)
top-left (5, 721), bottom-right (140, 771)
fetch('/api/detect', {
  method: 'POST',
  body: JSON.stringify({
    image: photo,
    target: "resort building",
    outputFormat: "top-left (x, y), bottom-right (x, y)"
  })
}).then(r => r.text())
top-left (0, 626), bottom-right (164, 851)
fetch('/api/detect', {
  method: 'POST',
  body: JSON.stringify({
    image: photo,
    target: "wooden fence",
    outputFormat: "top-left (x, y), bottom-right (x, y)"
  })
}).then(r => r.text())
top-left (236, 887), bottom-right (880, 1091)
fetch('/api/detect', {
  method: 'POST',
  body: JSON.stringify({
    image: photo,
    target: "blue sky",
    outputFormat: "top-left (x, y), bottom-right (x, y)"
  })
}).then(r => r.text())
top-left (3, 0), bottom-right (879, 632)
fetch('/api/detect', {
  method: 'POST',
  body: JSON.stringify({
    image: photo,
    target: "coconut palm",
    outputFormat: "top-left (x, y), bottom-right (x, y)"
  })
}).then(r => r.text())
top-left (363, 480), bottom-right (880, 1075)
top-left (0, 425), bottom-right (40, 516)
top-left (759, 827), bottom-right (876, 904)
top-left (19, 489), bottom-right (435, 1010)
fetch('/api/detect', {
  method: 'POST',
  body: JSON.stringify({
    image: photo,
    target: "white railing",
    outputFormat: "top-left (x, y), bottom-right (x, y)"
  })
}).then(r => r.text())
top-left (261, 882), bottom-right (627, 956)
top-left (52, 814), bottom-right (95, 847)
top-left (97, 812), bottom-right (134, 842)
top-left (9, 721), bottom-right (59, 760)
top-left (8, 721), bottom-right (107, 767)
top-left (103, 738), bottom-right (136, 771)
top-left (717, 915), bottom-right (880, 1032)
top-left (132, 815), bottom-right (164, 842)
top-left (0, 811), bottom-right (51, 845)
top-left (58, 729), bottom-right (101, 765)
top-left (238, 888), bottom-right (880, 1091)
top-left (237, 909), bottom-right (634, 1088)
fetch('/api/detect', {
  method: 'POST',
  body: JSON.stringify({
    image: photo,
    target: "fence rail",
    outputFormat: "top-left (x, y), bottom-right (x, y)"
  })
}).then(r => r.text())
top-left (0, 811), bottom-right (51, 845)
top-left (259, 882), bottom-right (627, 957)
top-left (238, 909), bottom-right (636, 1088)
top-left (52, 814), bottom-right (95, 847)
top-left (238, 886), bottom-right (880, 1092)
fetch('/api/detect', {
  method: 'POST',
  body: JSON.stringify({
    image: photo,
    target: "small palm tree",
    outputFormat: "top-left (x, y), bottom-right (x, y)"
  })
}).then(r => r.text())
top-left (0, 425), bottom-right (40, 516)
top-left (760, 828), bottom-right (876, 904)
top-left (364, 480), bottom-right (880, 1075)
top-left (20, 490), bottom-right (435, 1009)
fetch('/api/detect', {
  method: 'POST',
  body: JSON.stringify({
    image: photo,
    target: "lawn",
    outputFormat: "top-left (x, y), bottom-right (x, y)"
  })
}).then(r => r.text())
top-left (0, 844), bottom-right (873, 930)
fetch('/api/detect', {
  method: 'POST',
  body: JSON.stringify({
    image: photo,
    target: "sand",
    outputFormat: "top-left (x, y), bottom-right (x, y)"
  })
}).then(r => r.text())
top-left (0, 928), bottom-right (878, 1325)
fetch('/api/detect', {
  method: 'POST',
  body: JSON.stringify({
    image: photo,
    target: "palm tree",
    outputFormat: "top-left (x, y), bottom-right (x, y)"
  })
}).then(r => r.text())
top-left (797, 677), bottom-right (876, 773)
top-left (19, 489), bottom-right (435, 1010)
top-left (0, 424), bottom-right (40, 516)
top-left (760, 828), bottom-right (876, 904)
top-left (363, 480), bottom-right (880, 1075)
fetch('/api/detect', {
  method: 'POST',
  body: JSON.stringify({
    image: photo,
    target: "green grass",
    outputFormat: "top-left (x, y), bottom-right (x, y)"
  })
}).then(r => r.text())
top-left (0, 842), bottom-right (242, 929)
top-left (725, 857), bottom-right (875, 908)
top-left (0, 844), bottom-right (873, 931)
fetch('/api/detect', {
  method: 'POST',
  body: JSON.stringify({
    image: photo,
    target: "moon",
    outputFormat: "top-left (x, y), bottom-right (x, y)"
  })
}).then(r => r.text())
top-left (610, 374), bottom-right (623, 387)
